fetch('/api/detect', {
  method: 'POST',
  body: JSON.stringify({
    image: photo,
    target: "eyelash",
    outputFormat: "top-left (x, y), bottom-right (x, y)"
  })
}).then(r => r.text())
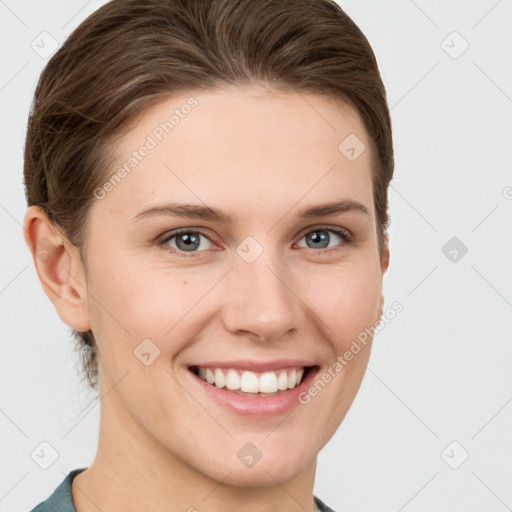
top-left (157, 225), bottom-right (354, 257)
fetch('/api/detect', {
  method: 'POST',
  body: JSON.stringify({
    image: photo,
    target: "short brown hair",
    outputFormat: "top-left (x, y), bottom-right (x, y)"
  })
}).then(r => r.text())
top-left (23, 0), bottom-right (394, 392)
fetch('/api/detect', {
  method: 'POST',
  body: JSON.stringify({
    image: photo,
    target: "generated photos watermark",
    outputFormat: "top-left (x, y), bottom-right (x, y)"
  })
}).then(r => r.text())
top-left (298, 300), bottom-right (403, 405)
top-left (93, 96), bottom-right (198, 200)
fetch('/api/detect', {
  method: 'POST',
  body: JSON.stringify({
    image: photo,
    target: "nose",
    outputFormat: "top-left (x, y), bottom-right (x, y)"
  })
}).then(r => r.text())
top-left (220, 248), bottom-right (298, 342)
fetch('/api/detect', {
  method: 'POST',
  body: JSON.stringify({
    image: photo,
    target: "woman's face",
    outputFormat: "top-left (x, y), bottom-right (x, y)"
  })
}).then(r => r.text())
top-left (79, 86), bottom-right (388, 486)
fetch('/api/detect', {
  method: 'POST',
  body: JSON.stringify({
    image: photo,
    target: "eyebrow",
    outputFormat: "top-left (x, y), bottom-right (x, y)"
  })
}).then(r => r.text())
top-left (132, 199), bottom-right (371, 224)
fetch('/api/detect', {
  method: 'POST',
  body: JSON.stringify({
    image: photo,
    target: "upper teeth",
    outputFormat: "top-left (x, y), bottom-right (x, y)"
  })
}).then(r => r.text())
top-left (196, 366), bottom-right (305, 393)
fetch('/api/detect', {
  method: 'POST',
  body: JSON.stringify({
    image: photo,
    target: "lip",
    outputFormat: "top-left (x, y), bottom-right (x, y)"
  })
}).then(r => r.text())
top-left (186, 364), bottom-right (320, 417)
top-left (187, 359), bottom-right (315, 373)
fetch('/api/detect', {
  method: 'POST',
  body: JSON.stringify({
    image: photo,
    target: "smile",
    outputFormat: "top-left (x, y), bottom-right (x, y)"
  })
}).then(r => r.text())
top-left (190, 365), bottom-right (307, 395)
top-left (187, 360), bottom-right (319, 416)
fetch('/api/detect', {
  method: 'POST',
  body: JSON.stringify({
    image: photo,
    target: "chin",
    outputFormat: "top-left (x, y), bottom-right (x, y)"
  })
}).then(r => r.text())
top-left (221, 463), bottom-right (306, 488)
top-left (210, 446), bottom-right (313, 488)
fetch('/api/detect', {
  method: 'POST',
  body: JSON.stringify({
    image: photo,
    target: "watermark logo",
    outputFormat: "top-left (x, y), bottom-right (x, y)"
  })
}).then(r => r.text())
top-left (31, 31), bottom-right (59, 59)
top-left (440, 440), bottom-right (469, 469)
top-left (134, 338), bottom-right (161, 366)
top-left (441, 236), bottom-right (468, 263)
top-left (31, 441), bottom-right (59, 469)
top-left (237, 442), bottom-right (262, 468)
top-left (236, 236), bottom-right (264, 264)
top-left (441, 31), bottom-right (469, 60)
top-left (338, 133), bottom-right (366, 162)
top-left (36, 237), bottom-right (58, 263)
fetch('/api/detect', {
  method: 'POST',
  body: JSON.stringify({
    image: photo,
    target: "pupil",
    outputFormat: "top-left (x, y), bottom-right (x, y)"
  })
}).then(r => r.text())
top-left (309, 231), bottom-right (328, 249)
top-left (178, 233), bottom-right (199, 251)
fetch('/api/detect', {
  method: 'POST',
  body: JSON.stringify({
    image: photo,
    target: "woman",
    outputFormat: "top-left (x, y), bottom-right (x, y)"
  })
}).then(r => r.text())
top-left (24, 0), bottom-right (393, 510)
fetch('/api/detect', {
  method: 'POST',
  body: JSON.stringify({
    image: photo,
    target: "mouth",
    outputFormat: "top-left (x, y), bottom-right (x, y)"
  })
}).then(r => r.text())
top-left (189, 364), bottom-right (315, 397)
top-left (186, 359), bottom-right (321, 416)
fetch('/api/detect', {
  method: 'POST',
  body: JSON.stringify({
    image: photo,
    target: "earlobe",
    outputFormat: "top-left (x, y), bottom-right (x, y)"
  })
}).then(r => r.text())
top-left (23, 206), bottom-right (91, 332)
top-left (377, 292), bottom-right (384, 322)
top-left (381, 242), bottom-right (390, 274)
top-left (376, 243), bottom-right (389, 323)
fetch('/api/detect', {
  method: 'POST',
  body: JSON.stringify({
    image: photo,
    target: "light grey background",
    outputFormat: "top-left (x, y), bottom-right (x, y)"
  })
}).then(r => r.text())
top-left (1, 1), bottom-right (511, 511)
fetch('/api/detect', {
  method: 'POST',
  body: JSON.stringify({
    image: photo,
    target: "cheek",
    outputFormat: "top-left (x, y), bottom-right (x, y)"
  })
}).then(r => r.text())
top-left (299, 263), bottom-right (382, 349)
top-left (86, 261), bottom-right (209, 355)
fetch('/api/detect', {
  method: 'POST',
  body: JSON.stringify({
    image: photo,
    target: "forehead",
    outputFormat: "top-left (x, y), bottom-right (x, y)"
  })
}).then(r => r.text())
top-left (94, 86), bottom-right (374, 223)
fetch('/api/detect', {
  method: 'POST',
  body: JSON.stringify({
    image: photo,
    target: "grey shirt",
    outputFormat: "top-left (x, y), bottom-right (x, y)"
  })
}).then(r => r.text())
top-left (30, 468), bottom-right (338, 511)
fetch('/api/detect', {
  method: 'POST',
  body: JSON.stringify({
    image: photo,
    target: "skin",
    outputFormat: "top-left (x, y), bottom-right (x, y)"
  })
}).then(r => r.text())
top-left (24, 85), bottom-right (389, 512)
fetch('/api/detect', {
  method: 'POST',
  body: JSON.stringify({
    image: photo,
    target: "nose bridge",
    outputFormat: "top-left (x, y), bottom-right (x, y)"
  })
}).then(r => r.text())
top-left (221, 239), bottom-right (297, 341)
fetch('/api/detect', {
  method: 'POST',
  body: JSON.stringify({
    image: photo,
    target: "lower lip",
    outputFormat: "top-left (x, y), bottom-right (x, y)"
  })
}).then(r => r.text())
top-left (187, 366), bottom-right (319, 417)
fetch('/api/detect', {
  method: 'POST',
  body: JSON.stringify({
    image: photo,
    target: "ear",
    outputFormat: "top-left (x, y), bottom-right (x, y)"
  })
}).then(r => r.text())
top-left (376, 240), bottom-right (390, 322)
top-left (380, 239), bottom-right (390, 275)
top-left (23, 205), bottom-right (91, 332)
